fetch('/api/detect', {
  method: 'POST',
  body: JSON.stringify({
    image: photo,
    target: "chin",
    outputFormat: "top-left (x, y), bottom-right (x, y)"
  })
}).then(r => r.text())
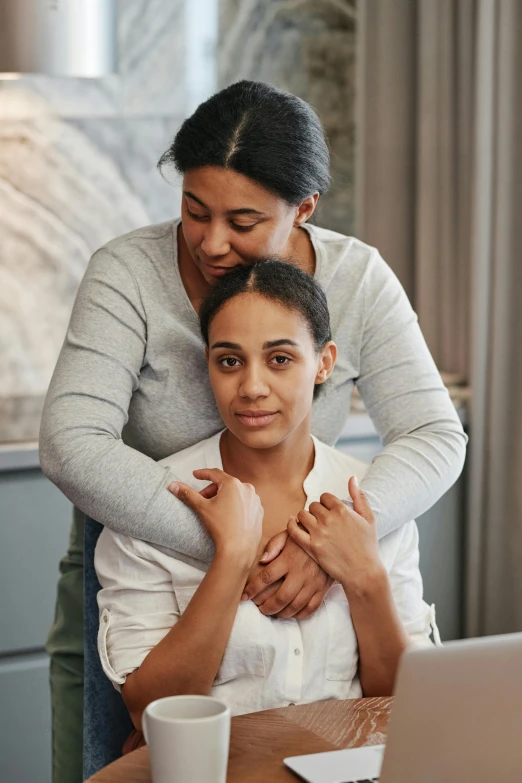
top-left (230, 426), bottom-right (287, 450)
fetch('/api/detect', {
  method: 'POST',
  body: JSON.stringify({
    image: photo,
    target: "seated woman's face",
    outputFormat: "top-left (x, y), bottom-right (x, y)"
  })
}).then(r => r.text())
top-left (206, 292), bottom-right (336, 450)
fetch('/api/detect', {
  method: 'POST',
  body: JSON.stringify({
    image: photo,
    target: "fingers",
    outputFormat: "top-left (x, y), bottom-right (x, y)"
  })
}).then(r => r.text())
top-left (168, 481), bottom-right (205, 514)
top-left (348, 476), bottom-right (374, 522)
top-left (287, 515), bottom-right (312, 554)
top-left (260, 530), bottom-right (288, 564)
top-left (192, 467), bottom-right (233, 486)
top-left (317, 492), bottom-right (341, 511)
top-left (251, 579), bottom-right (283, 606)
top-left (256, 578), bottom-right (299, 616)
top-left (296, 509), bottom-right (318, 531)
top-left (169, 468), bottom-right (235, 509)
top-left (242, 556), bottom-right (289, 601)
top-left (293, 590), bottom-right (327, 620)
top-left (274, 584), bottom-right (314, 619)
top-left (199, 483), bottom-right (218, 499)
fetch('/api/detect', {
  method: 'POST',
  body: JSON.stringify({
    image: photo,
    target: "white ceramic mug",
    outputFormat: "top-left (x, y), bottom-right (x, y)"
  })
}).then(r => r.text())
top-left (142, 695), bottom-right (231, 783)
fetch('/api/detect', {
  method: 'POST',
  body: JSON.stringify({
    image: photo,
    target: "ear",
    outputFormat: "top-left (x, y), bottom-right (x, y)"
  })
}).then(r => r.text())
top-left (315, 341), bottom-right (337, 386)
top-left (294, 193), bottom-right (319, 226)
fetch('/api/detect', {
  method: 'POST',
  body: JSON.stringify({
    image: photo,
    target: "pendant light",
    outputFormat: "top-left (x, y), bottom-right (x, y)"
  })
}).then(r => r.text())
top-left (0, 0), bottom-right (117, 78)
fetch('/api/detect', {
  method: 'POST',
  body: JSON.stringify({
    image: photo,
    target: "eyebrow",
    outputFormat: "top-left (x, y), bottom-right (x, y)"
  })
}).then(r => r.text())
top-left (210, 341), bottom-right (242, 350)
top-left (263, 339), bottom-right (300, 349)
top-left (210, 339), bottom-right (300, 351)
top-left (184, 191), bottom-right (265, 216)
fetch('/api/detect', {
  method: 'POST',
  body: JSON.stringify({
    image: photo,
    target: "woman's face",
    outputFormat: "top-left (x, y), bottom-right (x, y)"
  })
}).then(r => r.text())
top-left (181, 166), bottom-right (316, 285)
top-left (207, 292), bottom-right (336, 450)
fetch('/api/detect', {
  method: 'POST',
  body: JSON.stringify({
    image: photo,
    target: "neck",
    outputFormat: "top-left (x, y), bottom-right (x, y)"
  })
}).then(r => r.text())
top-left (177, 223), bottom-right (211, 311)
top-left (286, 224), bottom-right (316, 276)
top-left (220, 417), bottom-right (315, 490)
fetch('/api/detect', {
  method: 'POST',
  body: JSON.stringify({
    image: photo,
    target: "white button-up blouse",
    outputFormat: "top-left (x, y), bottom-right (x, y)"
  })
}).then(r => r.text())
top-left (95, 432), bottom-right (439, 716)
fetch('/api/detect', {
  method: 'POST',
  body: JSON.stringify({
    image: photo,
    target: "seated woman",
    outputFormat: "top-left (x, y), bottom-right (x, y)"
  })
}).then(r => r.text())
top-left (95, 260), bottom-right (439, 730)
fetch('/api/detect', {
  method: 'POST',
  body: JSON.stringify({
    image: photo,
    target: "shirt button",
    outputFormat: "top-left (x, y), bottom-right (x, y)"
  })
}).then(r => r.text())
top-left (294, 648), bottom-right (301, 656)
top-left (103, 615), bottom-right (108, 623)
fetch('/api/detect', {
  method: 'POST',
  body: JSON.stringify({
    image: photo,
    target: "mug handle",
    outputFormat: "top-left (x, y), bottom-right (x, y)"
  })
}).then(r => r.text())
top-left (142, 711), bottom-right (150, 745)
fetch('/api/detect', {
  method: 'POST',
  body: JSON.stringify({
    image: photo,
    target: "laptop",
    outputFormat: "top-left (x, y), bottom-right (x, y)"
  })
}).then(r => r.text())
top-left (284, 632), bottom-right (522, 783)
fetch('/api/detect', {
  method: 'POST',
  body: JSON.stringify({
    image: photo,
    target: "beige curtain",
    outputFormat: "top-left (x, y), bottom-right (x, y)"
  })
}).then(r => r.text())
top-left (356, 0), bottom-right (522, 636)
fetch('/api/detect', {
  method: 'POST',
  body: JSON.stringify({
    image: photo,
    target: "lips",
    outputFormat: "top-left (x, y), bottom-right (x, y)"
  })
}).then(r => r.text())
top-left (203, 264), bottom-right (232, 277)
top-left (236, 410), bottom-right (278, 428)
top-left (198, 254), bottom-right (239, 277)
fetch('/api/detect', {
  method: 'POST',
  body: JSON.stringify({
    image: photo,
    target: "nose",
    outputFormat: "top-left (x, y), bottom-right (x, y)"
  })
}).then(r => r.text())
top-left (239, 363), bottom-right (270, 401)
top-left (200, 220), bottom-right (231, 258)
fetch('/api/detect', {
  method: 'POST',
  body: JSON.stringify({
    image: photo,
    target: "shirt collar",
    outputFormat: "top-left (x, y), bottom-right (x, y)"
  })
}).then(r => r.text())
top-left (202, 430), bottom-right (329, 510)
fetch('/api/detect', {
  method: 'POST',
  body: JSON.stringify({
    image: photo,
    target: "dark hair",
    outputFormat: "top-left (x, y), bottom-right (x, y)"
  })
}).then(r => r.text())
top-left (159, 80), bottom-right (330, 205)
top-left (200, 259), bottom-right (331, 357)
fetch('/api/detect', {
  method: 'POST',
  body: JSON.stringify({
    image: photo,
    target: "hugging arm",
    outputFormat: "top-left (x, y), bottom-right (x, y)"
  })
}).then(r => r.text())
top-left (39, 248), bottom-right (213, 560)
top-left (354, 250), bottom-right (467, 538)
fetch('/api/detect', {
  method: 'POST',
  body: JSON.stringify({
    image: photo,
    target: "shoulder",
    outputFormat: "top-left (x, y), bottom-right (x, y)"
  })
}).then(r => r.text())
top-left (78, 219), bottom-right (180, 301)
top-left (311, 437), bottom-right (369, 492)
top-left (102, 219), bottom-right (178, 256)
top-left (157, 430), bottom-right (224, 490)
top-left (87, 219), bottom-right (179, 276)
top-left (308, 224), bottom-right (374, 267)
top-left (308, 225), bottom-right (399, 295)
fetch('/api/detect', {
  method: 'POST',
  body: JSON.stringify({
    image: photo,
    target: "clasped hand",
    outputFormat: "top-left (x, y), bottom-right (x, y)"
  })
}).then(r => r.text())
top-left (168, 472), bottom-right (377, 619)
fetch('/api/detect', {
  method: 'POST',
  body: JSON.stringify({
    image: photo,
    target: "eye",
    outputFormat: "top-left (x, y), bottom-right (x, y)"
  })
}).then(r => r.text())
top-left (270, 355), bottom-right (292, 367)
top-left (231, 222), bottom-right (256, 233)
top-left (218, 356), bottom-right (242, 368)
top-left (187, 207), bottom-right (209, 221)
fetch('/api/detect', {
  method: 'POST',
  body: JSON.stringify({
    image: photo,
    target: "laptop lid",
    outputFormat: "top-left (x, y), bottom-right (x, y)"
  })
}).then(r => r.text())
top-left (381, 632), bottom-right (522, 783)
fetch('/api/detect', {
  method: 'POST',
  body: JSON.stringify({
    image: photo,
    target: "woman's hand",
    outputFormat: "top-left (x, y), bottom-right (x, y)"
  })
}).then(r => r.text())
top-left (241, 532), bottom-right (333, 619)
top-left (169, 469), bottom-right (263, 567)
top-left (287, 477), bottom-right (384, 594)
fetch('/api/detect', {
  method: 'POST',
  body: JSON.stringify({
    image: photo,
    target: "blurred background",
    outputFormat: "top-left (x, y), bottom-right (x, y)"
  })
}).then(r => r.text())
top-left (0, 1), bottom-right (521, 781)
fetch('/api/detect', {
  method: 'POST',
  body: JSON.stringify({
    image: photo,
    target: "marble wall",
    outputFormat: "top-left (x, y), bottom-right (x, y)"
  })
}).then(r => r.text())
top-left (0, 0), bottom-right (193, 438)
top-left (1, 0), bottom-right (357, 440)
top-left (218, 0), bottom-right (357, 235)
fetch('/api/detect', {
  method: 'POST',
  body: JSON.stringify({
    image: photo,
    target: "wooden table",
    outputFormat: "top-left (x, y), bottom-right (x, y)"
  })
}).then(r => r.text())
top-left (87, 697), bottom-right (392, 782)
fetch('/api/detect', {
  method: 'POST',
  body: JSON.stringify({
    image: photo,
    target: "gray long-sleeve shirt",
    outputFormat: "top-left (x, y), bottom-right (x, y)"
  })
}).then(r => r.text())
top-left (39, 220), bottom-right (467, 561)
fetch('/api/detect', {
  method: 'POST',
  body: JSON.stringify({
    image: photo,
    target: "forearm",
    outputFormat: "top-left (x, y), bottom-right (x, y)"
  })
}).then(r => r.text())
top-left (343, 567), bottom-right (409, 697)
top-left (359, 422), bottom-right (466, 539)
top-left (122, 553), bottom-right (251, 729)
top-left (40, 420), bottom-right (214, 560)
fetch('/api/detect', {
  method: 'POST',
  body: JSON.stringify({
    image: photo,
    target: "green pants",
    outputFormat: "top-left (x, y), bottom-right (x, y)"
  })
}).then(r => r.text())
top-left (46, 508), bottom-right (85, 783)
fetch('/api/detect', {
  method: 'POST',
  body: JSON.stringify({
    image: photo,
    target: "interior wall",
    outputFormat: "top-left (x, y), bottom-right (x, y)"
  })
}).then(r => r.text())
top-left (218, 0), bottom-right (357, 236)
top-left (0, 0), bottom-right (189, 438)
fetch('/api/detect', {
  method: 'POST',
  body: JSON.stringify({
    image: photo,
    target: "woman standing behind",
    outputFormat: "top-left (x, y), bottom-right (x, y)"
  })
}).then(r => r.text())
top-left (40, 81), bottom-right (466, 783)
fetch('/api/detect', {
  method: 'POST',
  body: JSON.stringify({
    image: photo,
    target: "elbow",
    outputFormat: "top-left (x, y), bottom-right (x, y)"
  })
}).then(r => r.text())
top-left (38, 430), bottom-right (71, 488)
top-left (361, 682), bottom-right (394, 699)
top-left (450, 417), bottom-right (468, 461)
top-left (39, 405), bottom-right (68, 485)
top-left (417, 417), bottom-right (468, 483)
top-left (38, 427), bottom-right (60, 485)
top-left (447, 424), bottom-right (468, 485)
top-left (122, 675), bottom-right (147, 731)
top-left (122, 671), bottom-right (212, 731)
top-left (38, 446), bottom-right (57, 485)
